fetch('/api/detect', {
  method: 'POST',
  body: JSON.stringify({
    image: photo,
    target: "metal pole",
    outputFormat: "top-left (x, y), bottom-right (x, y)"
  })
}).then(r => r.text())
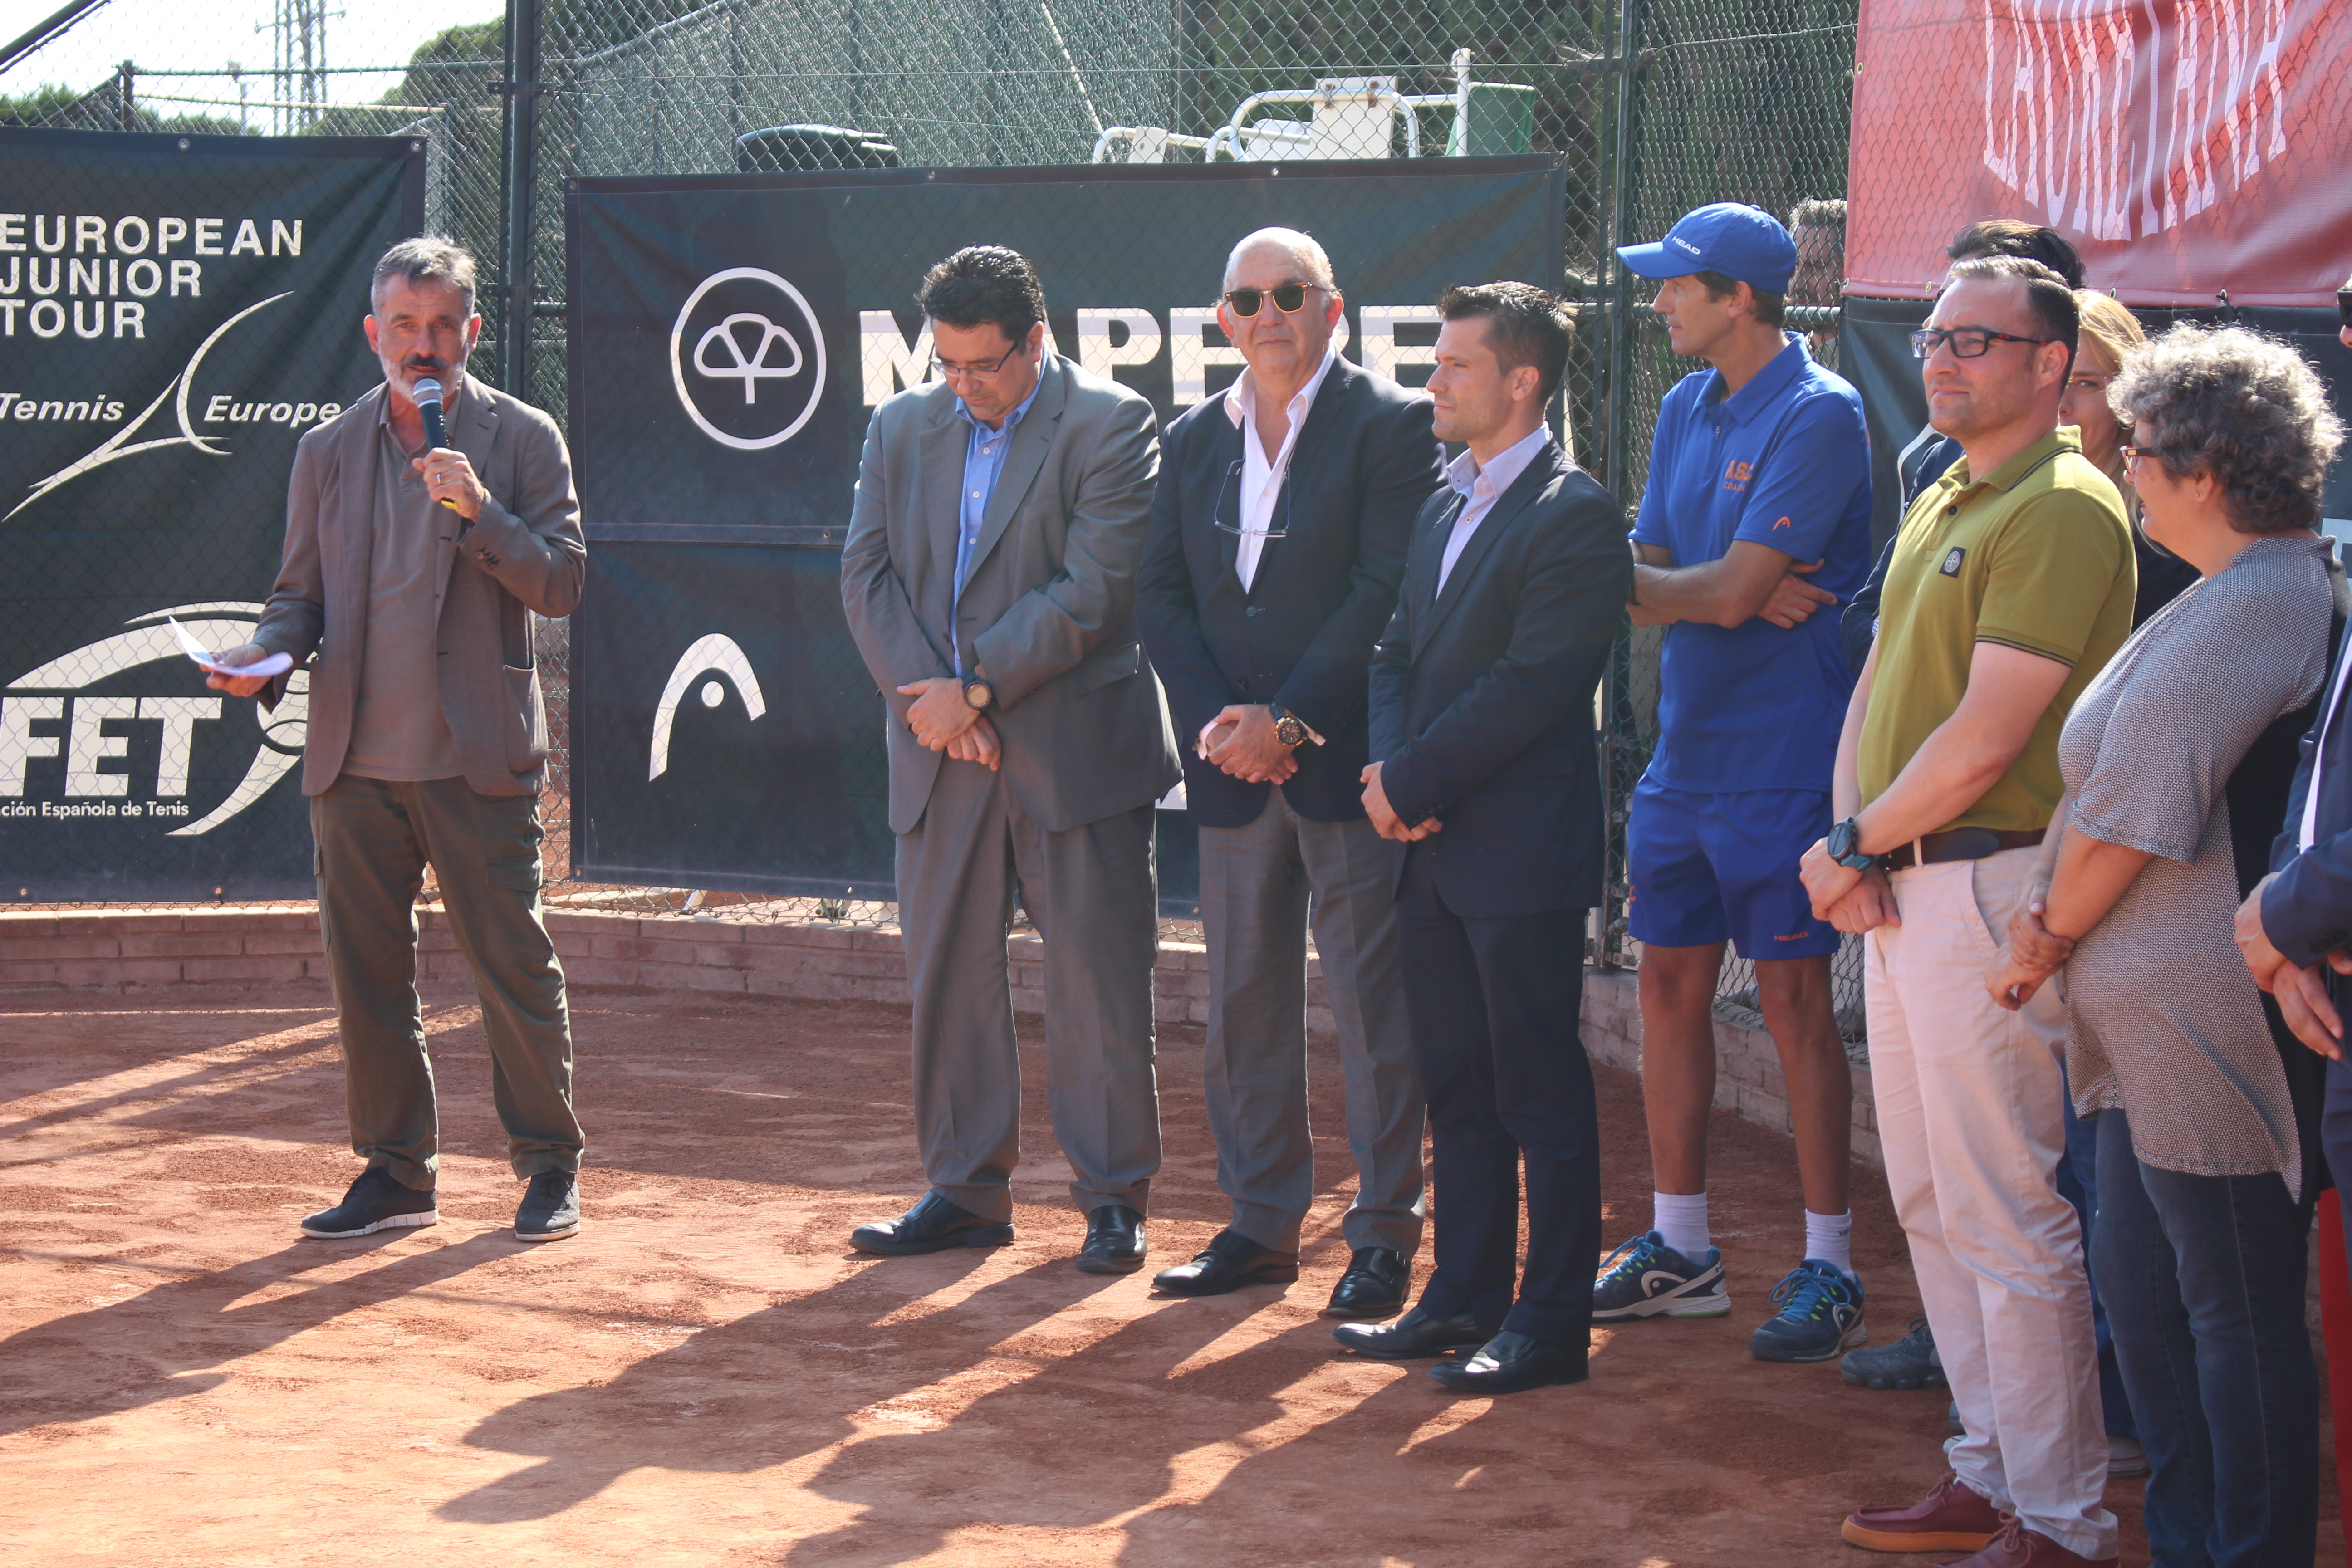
top-left (498, 0), bottom-right (544, 397)
top-left (1595, 0), bottom-right (1644, 969)
top-left (0, 0), bottom-right (110, 79)
top-left (1602, 0), bottom-right (1640, 504)
top-left (116, 61), bottom-right (134, 132)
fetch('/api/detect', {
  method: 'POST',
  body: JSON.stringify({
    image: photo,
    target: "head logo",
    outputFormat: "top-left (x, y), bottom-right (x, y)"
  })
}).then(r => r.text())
top-left (3, 602), bottom-right (304, 834)
top-left (669, 268), bottom-right (826, 451)
top-left (648, 634), bottom-right (766, 781)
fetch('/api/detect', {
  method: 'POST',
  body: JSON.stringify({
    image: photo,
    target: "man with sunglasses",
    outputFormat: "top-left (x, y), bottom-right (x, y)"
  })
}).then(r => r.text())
top-left (1601, 202), bottom-right (1873, 1364)
top-left (1799, 256), bottom-right (2132, 1567)
top-left (840, 245), bottom-right (1180, 1273)
top-left (1137, 228), bottom-right (1444, 1307)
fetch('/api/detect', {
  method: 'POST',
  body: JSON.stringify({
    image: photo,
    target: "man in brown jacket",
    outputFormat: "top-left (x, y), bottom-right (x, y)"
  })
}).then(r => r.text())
top-left (211, 236), bottom-right (588, 1244)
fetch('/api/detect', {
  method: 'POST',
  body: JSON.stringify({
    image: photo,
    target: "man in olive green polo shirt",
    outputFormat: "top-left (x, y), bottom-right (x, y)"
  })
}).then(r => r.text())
top-left (1799, 256), bottom-right (2131, 1568)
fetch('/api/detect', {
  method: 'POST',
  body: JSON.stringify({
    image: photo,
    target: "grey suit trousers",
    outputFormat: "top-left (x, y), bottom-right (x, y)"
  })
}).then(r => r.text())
top-left (1198, 790), bottom-right (1426, 1254)
top-left (896, 755), bottom-right (1163, 1222)
top-left (312, 773), bottom-right (582, 1189)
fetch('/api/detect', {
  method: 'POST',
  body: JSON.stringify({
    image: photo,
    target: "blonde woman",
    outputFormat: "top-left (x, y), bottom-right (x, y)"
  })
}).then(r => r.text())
top-left (2063, 290), bottom-right (2198, 623)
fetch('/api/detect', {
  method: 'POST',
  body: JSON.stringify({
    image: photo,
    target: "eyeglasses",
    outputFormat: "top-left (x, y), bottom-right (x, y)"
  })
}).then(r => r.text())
top-left (2118, 445), bottom-right (2153, 470)
top-left (1910, 326), bottom-right (2058, 359)
top-left (1223, 283), bottom-right (1319, 318)
top-left (929, 338), bottom-right (1024, 383)
top-left (1212, 458), bottom-right (1290, 540)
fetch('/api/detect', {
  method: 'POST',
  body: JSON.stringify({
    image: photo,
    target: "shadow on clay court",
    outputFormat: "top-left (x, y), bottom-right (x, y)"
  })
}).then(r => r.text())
top-left (433, 1252), bottom-right (1348, 1542)
top-left (0, 1013), bottom-right (338, 1149)
top-left (0, 1230), bottom-right (518, 1441)
top-left (780, 1290), bottom-right (1423, 1563)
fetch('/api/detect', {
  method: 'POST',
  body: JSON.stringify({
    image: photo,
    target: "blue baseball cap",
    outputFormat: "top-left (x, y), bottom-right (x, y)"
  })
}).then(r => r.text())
top-left (1617, 203), bottom-right (1797, 296)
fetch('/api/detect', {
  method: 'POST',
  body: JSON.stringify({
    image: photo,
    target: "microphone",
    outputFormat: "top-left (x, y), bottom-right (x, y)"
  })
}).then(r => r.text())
top-left (410, 376), bottom-right (462, 511)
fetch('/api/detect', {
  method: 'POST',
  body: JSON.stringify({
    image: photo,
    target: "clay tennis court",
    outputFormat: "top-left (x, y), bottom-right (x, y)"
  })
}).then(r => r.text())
top-left (2, 980), bottom-right (2324, 1565)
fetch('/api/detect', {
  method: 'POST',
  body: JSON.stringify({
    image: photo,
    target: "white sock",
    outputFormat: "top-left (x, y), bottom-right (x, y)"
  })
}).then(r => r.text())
top-left (1806, 1209), bottom-right (1855, 1279)
top-left (1652, 1191), bottom-right (1710, 1259)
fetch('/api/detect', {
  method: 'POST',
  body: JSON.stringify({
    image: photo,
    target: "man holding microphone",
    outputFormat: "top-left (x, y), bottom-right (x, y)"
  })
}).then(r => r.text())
top-left (209, 236), bottom-right (590, 1245)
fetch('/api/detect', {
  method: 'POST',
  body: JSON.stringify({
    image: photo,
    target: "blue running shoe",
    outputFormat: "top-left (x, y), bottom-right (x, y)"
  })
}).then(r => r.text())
top-left (1592, 1230), bottom-right (1729, 1320)
top-left (1750, 1259), bottom-right (1865, 1362)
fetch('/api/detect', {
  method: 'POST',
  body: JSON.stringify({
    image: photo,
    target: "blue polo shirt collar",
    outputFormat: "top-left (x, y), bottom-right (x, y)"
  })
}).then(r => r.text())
top-left (1706, 332), bottom-right (1809, 427)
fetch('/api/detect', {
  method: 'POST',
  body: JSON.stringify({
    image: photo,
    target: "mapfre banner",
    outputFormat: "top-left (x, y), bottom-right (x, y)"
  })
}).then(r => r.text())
top-left (1846, 0), bottom-right (2352, 306)
top-left (0, 129), bottom-right (424, 901)
top-left (564, 159), bottom-right (1564, 897)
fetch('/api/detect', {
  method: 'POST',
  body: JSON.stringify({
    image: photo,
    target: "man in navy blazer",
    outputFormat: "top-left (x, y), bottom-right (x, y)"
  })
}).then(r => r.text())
top-left (1333, 282), bottom-right (1631, 1394)
top-left (1136, 228), bottom-right (1444, 1310)
top-left (2238, 294), bottom-right (2352, 1267)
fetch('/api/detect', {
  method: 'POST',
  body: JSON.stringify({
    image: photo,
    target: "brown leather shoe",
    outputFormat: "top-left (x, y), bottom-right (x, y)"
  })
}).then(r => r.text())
top-left (1840, 1472), bottom-right (2002, 1553)
top-left (1940, 1513), bottom-right (2118, 1567)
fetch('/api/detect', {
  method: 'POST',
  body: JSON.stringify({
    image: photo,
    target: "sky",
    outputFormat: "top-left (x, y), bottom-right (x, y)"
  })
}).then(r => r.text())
top-left (1, 0), bottom-right (505, 125)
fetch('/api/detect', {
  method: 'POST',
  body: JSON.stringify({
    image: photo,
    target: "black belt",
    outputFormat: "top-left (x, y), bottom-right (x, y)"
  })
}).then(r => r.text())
top-left (1883, 827), bottom-right (2044, 869)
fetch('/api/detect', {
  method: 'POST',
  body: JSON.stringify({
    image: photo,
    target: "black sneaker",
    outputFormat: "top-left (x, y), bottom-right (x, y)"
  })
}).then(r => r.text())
top-left (1749, 1260), bottom-right (1866, 1362)
top-left (1840, 1315), bottom-right (1947, 1389)
top-left (1591, 1230), bottom-right (1729, 1320)
top-left (515, 1170), bottom-right (581, 1242)
top-left (300, 1168), bottom-right (437, 1239)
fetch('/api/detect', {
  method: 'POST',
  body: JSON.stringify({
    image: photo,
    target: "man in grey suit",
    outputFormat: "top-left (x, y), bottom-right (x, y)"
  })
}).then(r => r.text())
top-left (840, 245), bottom-right (1180, 1271)
top-left (208, 236), bottom-right (588, 1245)
top-left (1137, 229), bottom-right (1441, 1311)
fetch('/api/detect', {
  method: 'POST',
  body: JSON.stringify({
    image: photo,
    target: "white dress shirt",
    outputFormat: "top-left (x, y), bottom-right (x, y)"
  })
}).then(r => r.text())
top-left (1223, 346), bottom-right (1338, 592)
top-left (1436, 425), bottom-right (1551, 592)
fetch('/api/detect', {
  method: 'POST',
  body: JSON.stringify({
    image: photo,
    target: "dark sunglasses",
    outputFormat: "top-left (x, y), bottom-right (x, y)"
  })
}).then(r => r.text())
top-left (2340, 288), bottom-right (2352, 331)
top-left (1224, 283), bottom-right (1318, 318)
top-left (1212, 458), bottom-right (1290, 539)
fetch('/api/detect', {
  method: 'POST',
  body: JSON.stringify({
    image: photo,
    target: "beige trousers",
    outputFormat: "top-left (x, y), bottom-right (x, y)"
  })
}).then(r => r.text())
top-left (1864, 847), bottom-right (2116, 1559)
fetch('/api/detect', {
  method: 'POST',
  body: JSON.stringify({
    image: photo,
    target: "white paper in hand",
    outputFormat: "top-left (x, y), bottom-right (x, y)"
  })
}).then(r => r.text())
top-left (169, 616), bottom-right (293, 679)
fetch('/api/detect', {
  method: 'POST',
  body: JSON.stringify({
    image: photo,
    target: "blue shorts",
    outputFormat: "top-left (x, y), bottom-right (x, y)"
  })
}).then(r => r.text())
top-left (1625, 779), bottom-right (1840, 960)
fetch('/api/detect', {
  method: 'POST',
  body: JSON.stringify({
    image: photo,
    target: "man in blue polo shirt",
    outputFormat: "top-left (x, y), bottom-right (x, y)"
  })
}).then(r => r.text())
top-left (1594, 202), bottom-right (1875, 1364)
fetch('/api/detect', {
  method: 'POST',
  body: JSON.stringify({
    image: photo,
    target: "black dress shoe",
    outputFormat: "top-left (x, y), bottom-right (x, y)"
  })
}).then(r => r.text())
top-left (1151, 1227), bottom-right (1299, 1296)
top-left (1330, 1304), bottom-right (1487, 1360)
top-left (1323, 1246), bottom-right (1410, 1318)
top-left (1075, 1205), bottom-right (1147, 1274)
top-left (850, 1192), bottom-right (1014, 1256)
top-left (1427, 1330), bottom-right (1588, 1394)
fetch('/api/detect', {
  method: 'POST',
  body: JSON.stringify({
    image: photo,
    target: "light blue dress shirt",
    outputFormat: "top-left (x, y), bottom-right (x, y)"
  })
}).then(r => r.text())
top-left (950, 377), bottom-right (1043, 674)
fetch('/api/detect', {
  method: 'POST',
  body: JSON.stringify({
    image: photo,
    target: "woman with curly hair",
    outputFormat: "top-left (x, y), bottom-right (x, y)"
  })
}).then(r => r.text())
top-left (1986, 323), bottom-right (2344, 1565)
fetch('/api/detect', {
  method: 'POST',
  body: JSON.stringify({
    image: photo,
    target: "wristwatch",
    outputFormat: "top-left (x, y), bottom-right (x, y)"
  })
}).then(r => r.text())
top-left (962, 676), bottom-right (995, 711)
top-left (1269, 701), bottom-right (1307, 749)
top-left (1825, 816), bottom-right (1880, 872)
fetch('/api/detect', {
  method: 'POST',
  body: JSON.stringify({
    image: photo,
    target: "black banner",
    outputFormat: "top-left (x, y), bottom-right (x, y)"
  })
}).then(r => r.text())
top-left (566, 158), bottom-right (1566, 900)
top-left (1, 128), bottom-right (425, 902)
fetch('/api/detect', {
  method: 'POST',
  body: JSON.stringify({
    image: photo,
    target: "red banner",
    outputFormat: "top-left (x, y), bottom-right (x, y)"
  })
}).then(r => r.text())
top-left (1847, 0), bottom-right (2352, 307)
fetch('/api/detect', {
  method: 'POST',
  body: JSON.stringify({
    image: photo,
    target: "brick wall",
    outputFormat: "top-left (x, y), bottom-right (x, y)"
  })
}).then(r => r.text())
top-left (0, 907), bottom-right (1865, 1160)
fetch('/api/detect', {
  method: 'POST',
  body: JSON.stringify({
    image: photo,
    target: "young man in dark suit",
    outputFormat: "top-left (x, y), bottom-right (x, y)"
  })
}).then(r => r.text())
top-left (1334, 283), bottom-right (1631, 1393)
top-left (1137, 228), bottom-right (1443, 1313)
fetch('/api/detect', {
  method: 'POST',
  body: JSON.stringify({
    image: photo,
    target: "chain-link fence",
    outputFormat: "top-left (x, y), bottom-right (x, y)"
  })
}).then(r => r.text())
top-left (3, 0), bottom-right (1862, 1025)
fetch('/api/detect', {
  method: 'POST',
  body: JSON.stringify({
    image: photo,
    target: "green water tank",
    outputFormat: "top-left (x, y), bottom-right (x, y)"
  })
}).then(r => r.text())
top-left (1450, 82), bottom-right (1534, 157)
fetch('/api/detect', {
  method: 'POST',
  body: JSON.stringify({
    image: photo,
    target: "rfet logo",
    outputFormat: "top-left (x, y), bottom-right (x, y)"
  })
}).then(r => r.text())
top-left (2, 603), bottom-right (305, 835)
top-left (669, 268), bottom-right (827, 451)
